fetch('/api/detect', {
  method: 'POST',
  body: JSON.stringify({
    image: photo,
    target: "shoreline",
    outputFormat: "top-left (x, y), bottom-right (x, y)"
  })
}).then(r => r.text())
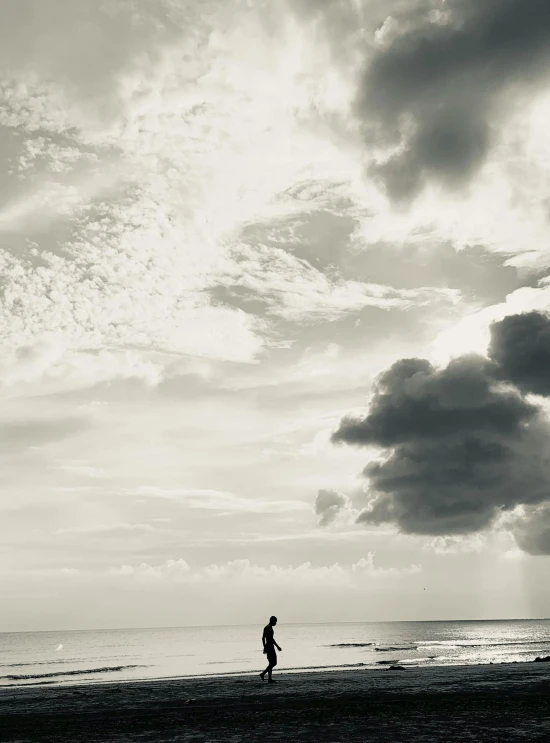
top-left (2, 653), bottom-right (549, 690)
top-left (3, 661), bottom-right (550, 742)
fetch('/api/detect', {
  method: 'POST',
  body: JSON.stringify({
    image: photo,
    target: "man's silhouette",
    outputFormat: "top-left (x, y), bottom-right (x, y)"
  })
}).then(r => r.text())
top-left (260, 615), bottom-right (281, 683)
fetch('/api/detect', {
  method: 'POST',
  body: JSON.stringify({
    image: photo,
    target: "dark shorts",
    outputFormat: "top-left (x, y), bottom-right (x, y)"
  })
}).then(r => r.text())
top-left (266, 647), bottom-right (277, 665)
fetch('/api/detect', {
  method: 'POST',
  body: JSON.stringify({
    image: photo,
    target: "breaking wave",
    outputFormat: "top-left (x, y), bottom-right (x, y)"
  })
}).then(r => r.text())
top-left (327, 643), bottom-right (374, 648)
top-left (375, 646), bottom-right (417, 652)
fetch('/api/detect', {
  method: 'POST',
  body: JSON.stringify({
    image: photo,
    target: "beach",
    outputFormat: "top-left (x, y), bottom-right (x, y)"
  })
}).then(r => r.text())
top-left (2, 662), bottom-right (550, 742)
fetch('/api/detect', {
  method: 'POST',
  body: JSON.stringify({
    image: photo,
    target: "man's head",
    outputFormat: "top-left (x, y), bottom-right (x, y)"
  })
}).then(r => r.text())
top-left (269, 616), bottom-right (277, 626)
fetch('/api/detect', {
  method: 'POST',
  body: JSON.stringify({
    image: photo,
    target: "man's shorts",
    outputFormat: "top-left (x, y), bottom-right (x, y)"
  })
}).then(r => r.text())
top-left (266, 647), bottom-right (277, 665)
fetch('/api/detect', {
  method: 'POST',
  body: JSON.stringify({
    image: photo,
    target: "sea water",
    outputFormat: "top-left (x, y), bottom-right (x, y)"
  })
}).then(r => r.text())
top-left (1, 619), bottom-right (550, 688)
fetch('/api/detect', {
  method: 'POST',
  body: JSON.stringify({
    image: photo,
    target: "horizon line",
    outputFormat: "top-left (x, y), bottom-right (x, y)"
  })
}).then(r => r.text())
top-left (2, 616), bottom-right (549, 635)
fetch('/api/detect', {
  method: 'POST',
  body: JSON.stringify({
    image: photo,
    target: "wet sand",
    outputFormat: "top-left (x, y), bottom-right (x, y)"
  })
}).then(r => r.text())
top-left (2, 662), bottom-right (550, 742)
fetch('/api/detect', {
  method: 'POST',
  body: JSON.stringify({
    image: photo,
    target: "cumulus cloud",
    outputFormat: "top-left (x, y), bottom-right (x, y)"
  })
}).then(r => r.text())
top-left (314, 488), bottom-right (352, 526)
top-left (424, 534), bottom-right (486, 555)
top-left (108, 554), bottom-right (421, 586)
top-left (334, 355), bottom-right (534, 448)
top-left (331, 311), bottom-right (550, 543)
top-left (359, 0), bottom-right (550, 201)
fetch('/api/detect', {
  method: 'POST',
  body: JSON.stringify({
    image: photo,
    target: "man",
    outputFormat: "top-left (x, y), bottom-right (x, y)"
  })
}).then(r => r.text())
top-left (260, 615), bottom-right (281, 683)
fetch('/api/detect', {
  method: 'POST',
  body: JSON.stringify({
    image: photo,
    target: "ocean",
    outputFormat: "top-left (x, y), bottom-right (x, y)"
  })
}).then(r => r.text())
top-left (1, 619), bottom-right (550, 688)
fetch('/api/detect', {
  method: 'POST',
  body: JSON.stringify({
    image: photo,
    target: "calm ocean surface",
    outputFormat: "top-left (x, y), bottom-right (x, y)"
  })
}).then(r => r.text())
top-left (1, 620), bottom-right (550, 688)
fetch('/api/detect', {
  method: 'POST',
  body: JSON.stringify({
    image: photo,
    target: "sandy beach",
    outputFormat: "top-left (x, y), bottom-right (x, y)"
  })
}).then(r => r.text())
top-left (2, 662), bottom-right (549, 742)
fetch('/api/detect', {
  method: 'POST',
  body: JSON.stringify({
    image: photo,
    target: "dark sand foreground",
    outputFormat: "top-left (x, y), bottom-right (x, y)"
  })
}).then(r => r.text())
top-left (2, 663), bottom-right (550, 742)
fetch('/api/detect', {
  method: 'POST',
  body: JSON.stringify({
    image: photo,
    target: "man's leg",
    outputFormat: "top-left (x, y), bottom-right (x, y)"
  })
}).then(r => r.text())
top-left (267, 654), bottom-right (277, 682)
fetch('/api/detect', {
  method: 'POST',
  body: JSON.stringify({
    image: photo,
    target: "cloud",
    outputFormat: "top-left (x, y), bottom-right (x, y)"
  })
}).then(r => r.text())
top-left (0, 0), bottom-right (374, 380)
top-left (489, 311), bottom-right (550, 397)
top-left (333, 355), bottom-right (534, 448)
top-left (228, 530), bottom-right (369, 544)
top-left (133, 487), bottom-right (309, 514)
top-left (509, 504), bottom-right (550, 556)
top-left (358, 0), bottom-right (550, 201)
top-left (2, 0), bottom-right (550, 399)
top-left (424, 534), bottom-right (486, 555)
top-left (331, 312), bottom-right (550, 540)
top-left (431, 281), bottom-right (550, 364)
top-left (221, 241), bottom-right (460, 323)
top-left (0, 335), bottom-right (164, 393)
top-left (108, 554), bottom-right (421, 586)
top-left (314, 488), bottom-right (352, 526)
top-left (0, 1), bottom-right (184, 110)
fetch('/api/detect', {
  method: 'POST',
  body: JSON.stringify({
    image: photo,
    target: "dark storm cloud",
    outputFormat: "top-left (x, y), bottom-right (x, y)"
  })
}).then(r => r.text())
top-left (489, 311), bottom-right (550, 397)
top-left (357, 430), bottom-right (550, 536)
top-left (511, 505), bottom-right (550, 556)
top-left (330, 312), bottom-right (550, 539)
top-left (334, 355), bottom-right (533, 448)
top-left (359, 0), bottom-right (550, 201)
top-left (315, 488), bottom-right (350, 526)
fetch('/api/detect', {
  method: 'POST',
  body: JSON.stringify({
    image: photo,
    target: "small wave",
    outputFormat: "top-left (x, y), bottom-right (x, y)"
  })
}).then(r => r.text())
top-left (375, 646), bottom-right (417, 652)
top-left (0, 655), bottom-right (132, 668)
top-left (327, 643), bottom-right (374, 648)
top-left (2, 665), bottom-right (146, 681)
top-left (460, 640), bottom-right (550, 649)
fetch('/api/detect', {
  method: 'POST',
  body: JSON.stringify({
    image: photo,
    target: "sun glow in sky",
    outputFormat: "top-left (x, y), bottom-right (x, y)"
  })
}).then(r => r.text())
top-left (2, 0), bottom-right (550, 631)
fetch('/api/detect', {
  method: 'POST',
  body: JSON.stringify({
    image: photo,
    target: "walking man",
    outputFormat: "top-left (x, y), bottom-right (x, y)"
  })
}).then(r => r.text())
top-left (260, 615), bottom-right (281, 683)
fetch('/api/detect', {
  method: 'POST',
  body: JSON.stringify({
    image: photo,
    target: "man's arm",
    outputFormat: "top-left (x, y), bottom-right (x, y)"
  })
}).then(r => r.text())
top-left (274, 633), bottom-right (282, 652)
top-left (262, 627), bottom-right (267, 653)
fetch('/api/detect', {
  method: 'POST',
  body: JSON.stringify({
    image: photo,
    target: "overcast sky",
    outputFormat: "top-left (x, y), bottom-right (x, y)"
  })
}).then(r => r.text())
top-left (2, 0), bottom-right (550, 632)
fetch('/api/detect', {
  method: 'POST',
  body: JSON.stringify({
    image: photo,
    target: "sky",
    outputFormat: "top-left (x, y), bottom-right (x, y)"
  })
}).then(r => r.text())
top-left (2, 0), bottom-right (550, 632)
